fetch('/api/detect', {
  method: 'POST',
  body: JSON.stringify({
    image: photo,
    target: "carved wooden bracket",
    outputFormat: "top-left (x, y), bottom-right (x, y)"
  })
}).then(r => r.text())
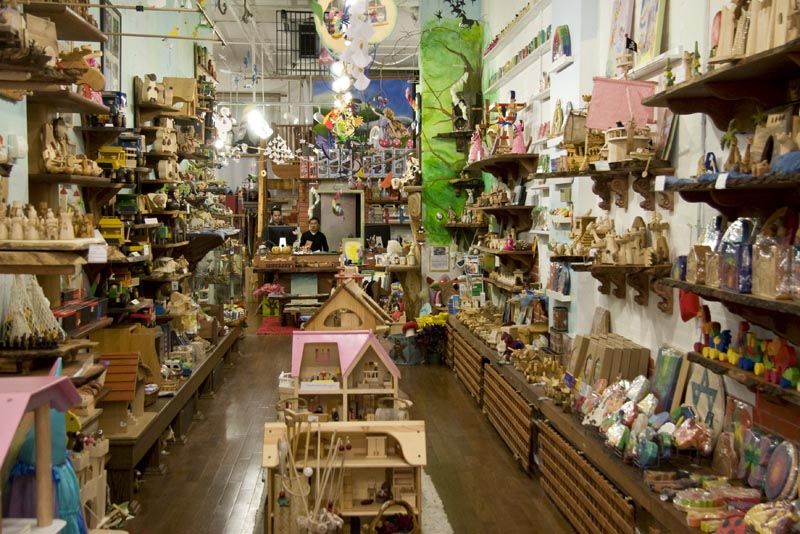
top-left (658, 190), bottom-right (675, 211)
top-left (590, 268), bottom-right (627, 298)
top-left (632, 174), bottom-right (655, 211)
top-left (591, 176), bottom-right (611, 211)
top-left (609, 176), bottom-right (629, 209)
top-left (651, 278), bottom-right (674, 314)
top-left (627, 269), bottom-right (650, 306)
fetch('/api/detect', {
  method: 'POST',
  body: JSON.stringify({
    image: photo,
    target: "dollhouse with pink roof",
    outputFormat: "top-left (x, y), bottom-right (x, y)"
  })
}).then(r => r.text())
top-left (285, 330), bottom-right (401, 421)
top-left (0, 376), bottom-right (81, 533)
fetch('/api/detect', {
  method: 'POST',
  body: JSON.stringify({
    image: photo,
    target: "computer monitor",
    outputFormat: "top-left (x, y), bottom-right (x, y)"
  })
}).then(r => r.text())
top-left (266, 225), bottom-right (298, 248)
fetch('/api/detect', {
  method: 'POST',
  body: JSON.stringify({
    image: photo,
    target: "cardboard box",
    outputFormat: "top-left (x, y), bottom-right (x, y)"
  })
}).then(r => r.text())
top-left (197, 315), bottom-right (219, 341)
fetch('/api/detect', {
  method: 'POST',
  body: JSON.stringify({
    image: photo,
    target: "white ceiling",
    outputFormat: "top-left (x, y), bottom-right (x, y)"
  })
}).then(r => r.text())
top-left (207, 0), bottom-right (421, 92)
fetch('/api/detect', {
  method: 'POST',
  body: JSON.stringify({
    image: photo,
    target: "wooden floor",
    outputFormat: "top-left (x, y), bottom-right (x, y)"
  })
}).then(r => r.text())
top-left (125, 317), bottom-right (573, 534)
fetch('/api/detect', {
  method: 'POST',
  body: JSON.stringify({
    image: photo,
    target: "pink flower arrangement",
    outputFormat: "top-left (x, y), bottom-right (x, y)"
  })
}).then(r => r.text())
top-left (253, 283), bottom-right (286, 296)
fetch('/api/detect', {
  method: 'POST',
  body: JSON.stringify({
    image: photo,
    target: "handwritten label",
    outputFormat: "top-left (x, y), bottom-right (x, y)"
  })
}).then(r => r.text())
top-left (654, 175), bottom-right (667, 192)
top-left (87, 244), bottom-right (107, 264)
top-left (715, 172), bottom-right (729, 190)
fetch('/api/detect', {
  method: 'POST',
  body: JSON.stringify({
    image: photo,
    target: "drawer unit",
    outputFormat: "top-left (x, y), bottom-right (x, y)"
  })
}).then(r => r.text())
top-left (483, 364), bottom-right (533, 471)
top-left (451, 329), bottom-right (482, 404)
top-left (538, 422), bottom-right (635, 534)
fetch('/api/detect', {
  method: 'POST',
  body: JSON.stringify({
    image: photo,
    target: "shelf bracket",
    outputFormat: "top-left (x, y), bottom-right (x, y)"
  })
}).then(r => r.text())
top-left (658, 190), bottom-right (675, 211)
top-left (590, 269), bottom-right (626, 298)
top-left (651, 278), bottom-right (674, 315)
top-left (632, 175), bottom-right (655, 211)
top-left (609, 175), bottom-right (629, 209)
top-left (626, 270), bottom-right (650, 306)
top-left (591, 176), bottom-right (611, 211)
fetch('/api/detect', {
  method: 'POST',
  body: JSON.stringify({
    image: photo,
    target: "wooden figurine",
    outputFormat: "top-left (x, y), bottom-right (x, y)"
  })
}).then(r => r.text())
top-left (0, 203), bottom-right (7, 240)
top-left (44, 208), bottom-right (58, 240)
top-left (9, 200), bottom-right (23, 240)
top-left (58, 209), bottom-right (75, 240)
top-left (691, 41), bottom-right (702, 78)
top-left (721, 120), bottom-right (742, 172)
top-left (648, 213), bottom-right (670, 264)
top-left (144, 73), bottom-right (159, 103)
top-left (686, 245), bottom-right (713, 284)
top-left (551, 99), bottom-right (564, 137)
top-left (740, 135), bottom-right (753, 173)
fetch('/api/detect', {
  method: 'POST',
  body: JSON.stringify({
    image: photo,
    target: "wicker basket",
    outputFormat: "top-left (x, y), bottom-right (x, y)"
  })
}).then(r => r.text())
top-left (363, 500), bottom-right (420, 534)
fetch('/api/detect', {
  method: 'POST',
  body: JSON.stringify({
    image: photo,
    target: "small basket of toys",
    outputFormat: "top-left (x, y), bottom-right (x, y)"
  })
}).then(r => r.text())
top-left (363, 500), bottom-right (420, 534)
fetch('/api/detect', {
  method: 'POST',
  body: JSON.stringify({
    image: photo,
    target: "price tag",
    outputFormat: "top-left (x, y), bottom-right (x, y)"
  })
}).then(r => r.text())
top-left (144, 217), bottom-right (158, 225)
top-left (715, 172), bottom-right (729, 190)
top-left (171, 281), bottom-right (180, 291)
top-left (654, 175), bottom-right (667, 192)
top-left (129, 299), bottom-right (140, 306)
top-left (87, 244), bottom-right (108, 263)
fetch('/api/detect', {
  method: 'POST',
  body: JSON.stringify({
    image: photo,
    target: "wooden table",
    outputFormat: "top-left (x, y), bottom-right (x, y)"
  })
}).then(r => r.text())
top-left (265, 293), bottom-right (329, 326)
top-left (105, 326), bottom-right (240, 502)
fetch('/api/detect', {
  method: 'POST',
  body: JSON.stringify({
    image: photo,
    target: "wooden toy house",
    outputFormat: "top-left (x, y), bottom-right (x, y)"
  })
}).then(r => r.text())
top-left (0, 376), bottom-right (81, 533)
top-left (287, 330), bottom-right (401, 421)
top-left (303, 279), bottom-right (392, 333)
top-left (97, 352), bottom-right (150, 435)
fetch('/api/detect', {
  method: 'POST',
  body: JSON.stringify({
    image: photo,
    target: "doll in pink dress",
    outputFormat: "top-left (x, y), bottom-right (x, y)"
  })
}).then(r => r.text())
top-left (468, 124), bottom-right (485, 163)
top-left (511, 120), bottom-right (527, 154)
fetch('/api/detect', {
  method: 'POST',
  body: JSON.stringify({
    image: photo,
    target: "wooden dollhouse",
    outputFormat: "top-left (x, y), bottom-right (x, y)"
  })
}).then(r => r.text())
top-left (0, 376), bottom-right (81, 533)
top-left (285, 331), bottom-right (401, 421)
top-left (303, 279), bottom-right (392, 333)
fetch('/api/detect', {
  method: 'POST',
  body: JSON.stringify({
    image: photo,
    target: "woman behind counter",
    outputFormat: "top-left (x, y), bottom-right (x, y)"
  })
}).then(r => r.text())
top-left (300, 217), bottom-right (329, 252)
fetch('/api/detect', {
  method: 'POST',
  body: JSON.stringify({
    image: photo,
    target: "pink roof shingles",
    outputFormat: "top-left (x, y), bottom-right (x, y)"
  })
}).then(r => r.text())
top-left (291, 330), bottom-right (401, 379)
top-left (0, 376), bottom-right (81, 468)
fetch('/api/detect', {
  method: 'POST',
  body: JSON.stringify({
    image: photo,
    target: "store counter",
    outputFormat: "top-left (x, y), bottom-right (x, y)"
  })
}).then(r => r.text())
top-left (253, 252), bottom-right (340, 294)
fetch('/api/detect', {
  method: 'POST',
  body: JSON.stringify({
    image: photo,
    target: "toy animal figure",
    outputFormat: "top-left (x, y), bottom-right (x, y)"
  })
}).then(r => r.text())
top-left (144, 73), bottom-right (159, 103)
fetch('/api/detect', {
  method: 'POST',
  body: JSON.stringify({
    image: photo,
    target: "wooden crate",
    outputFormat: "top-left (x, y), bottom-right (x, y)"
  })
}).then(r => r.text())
top-left (451, 329), bottom-right (482, 404)
top-left (538, 422), bottom-right (635, 534)
top-left (483, 365), bottom-right (533, 471)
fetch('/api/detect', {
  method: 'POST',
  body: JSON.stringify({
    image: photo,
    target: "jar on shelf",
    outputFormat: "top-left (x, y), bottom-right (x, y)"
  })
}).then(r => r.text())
top-left (553, 306), bottom-right (568, 332)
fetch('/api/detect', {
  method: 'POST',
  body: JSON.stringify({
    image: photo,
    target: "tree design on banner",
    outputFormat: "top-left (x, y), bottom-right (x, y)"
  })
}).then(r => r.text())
top-left (420, 1), bottom-right (483, 245)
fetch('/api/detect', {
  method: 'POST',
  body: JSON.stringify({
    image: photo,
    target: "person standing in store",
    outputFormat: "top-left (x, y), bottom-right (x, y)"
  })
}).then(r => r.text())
top-left (300, 217), bottom-right (329, 252)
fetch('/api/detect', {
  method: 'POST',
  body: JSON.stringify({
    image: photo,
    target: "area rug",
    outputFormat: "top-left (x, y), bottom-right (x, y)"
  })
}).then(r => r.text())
top-left (256, 316), bottom-right (296, 335)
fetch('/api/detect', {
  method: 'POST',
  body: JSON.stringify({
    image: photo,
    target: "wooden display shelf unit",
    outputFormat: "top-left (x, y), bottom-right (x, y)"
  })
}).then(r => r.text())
top-left (474, 245), bottom-right (537, 270)
top-left (69, 317), bottom-right (114, 339)
top-left (23, 2), bottom-right (107, 41)
top-left (484, 277), bottom-right (524, 293)
top-left (29, 174), bottom-right (120, 188)
top-left (27, 89), bottom-right (109, 114)
top-left (447, 315), bottom-right (695, 534)
top-left (0, 237), bottom-right (105, 252)
top-left (473, 204), bottom-right (533, 231)
top-left (442, 222), bottom-right (489, 229)
top-left (687, 351), bottom-right (800, 407)
top-left (74, 126), bottom-right (130, 157)
top-left (0, 250), bottom-right (87, 275)
top-left (642, 37), bottom-right (800, 131)
top-left (664, 173), bottom-right (800, 219)
top-left (0, 339), bottom-right (96, 373)
top-left (463, 153), bottom-right (539, 182)
top-left (434, 130), bottom-right (472, 152)
top-left (660, 278), bottom-right (800, 345)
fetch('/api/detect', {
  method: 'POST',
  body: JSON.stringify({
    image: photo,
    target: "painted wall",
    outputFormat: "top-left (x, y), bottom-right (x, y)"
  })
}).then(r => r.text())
top-left (419, 0), bottom-right (483, 247)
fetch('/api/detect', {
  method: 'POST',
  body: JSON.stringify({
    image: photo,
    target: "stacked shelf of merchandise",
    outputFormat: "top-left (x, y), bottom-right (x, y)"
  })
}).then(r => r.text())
top-left (644, 41), bottom-right (800, 434)
top-left (447, 316), bottom-right (693, 533)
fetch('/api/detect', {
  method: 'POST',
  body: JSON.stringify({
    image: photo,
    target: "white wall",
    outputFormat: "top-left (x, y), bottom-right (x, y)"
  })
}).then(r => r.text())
top-left (482, 0), bottom-right (754, 359)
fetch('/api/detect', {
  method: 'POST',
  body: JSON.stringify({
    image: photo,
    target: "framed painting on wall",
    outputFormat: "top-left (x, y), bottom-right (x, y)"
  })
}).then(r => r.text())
top-left (100, 0), bottom-right (121, 91)
top-left (606, 0), bottom-right (635, 76)
top-left (634, 0), bottom-right (666, 66)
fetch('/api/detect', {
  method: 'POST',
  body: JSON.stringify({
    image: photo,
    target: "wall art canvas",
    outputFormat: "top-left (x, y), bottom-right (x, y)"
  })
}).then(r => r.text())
top-left (606, 0), bottom-right (635, 76)
top-left (634, 0), bottom-right (666, 66)
top-left (685, 363), bottom-right (726, 437)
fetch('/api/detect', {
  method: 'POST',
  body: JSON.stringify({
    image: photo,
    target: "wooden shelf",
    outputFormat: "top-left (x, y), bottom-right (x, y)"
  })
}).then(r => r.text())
top-left (546, 289), bottom-right (571, 302)
top-left (151, 240), bottom-right (189, 249)
top-left (665, 173), bottom-right (800, 219)
top-left (464, 153), bottom-right (539, 180)
top-left (29, 174), bottom-right (120, 188)
top-left (483, 277), bottom-right (524, 293)
top-left (27, 89), bottom-right (109, 114)
top-left (687, 351), bottom-right (800, 406)
top-left (0, 251), bottom-right (86, 274)
top-left (74, 126), bottom-right (129, 157)
top-left (69, 317), bottom-right (113, 339)
top-left (365, 198), bottom-right (407, 204)
top-left (660, 278), bottom-right (800, 345)
top-left (138, 101), bottom-right (180, 113)
top-left (643, 37), bottom-right (800, 130)
top-left (474, 245), bottom-right (535, 257)
top-left (107, 253), bottom-right (152, 264)
top-left (195, 63), bottom-right (218, 84)
top-left (146, 151), bottom-right (178, 160)
top-left (549, 55), bottom-right (574, 73)
top-left (24, 3), bottom-right (107, 42)
top-left (138, 179), bottom-right (183, 187)
top-left (0, 237), bottom-right (104, 252)
top-left (339, 501), bottom-right (418, 516)
top-left (473, 204), bottom-right (533, 231)
top-left (434, 130), bottom-right (472, 152)
top-left (0, 339), bottom-right (95, 362)
top-left (442, 222), bottom-right (488, 229)
top-left (365, 222), bottom-right (411, 226)
top-left (140, 272), bottom-right (190, 282)
top-left (486, 38), bottom-right (552, 96)
top-left (106, 298), bottom-right (153, 315)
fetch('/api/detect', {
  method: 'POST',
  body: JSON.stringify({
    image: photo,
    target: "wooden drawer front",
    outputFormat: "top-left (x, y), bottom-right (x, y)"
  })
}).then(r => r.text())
top-left (445, 325), bottom-right (455, 369)
top-left (483, 366), bottom-right (532, 471)
top-left (539, 423), bottom-right (635, 534)
top-left (452, 331), bottom-right (482, 403)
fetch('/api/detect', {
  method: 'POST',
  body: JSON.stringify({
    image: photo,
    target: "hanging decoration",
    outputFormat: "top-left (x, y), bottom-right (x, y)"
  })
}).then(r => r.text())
top-left (311, 0), bottom-right (398, 54)
top-left (265, 134), bottom-right (294, 165)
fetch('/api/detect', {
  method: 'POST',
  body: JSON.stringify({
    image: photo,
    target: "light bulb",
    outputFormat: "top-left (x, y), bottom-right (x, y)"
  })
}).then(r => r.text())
top-left (330, 61), bottom-right (344, 77)
top-left (213, 138), bottom-right (224, 150)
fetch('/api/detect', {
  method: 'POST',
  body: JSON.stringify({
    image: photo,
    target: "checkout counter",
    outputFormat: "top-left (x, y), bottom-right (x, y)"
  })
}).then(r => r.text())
top-left (253, 251), bottom-right (340, 294)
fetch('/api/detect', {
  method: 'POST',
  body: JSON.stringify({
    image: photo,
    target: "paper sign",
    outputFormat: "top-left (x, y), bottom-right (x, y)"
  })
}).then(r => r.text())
top-left (715, 173), bottom-right (729, 189)
top-left (144, 217), bottom-right (158, 225)
top-left (594, 160), bottom-right (611, 171)
top-left (87, 244), bottom-right (107, 263)
top-left (655, 175), bottom-right (667, 191)
top-left (171, 281), bottom-right (180, 291)
top-left (129, 299), bottom-right (140, 306)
